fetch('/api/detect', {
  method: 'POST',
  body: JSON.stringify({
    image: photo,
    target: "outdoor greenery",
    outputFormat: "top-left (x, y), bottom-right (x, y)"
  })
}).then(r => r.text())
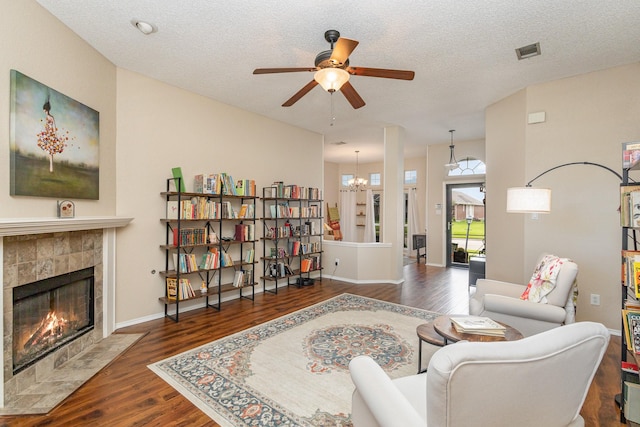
top-left (451, 220), bottom-right (485, 239)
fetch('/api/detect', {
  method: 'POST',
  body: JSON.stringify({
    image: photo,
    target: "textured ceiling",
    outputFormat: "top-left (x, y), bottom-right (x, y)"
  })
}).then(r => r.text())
top-left (35, 0), bottom-right (640, 163)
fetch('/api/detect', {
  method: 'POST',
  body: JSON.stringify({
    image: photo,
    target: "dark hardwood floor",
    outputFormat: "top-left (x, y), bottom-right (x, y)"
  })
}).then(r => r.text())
top-left (0, 263), bottom-right (623, 426)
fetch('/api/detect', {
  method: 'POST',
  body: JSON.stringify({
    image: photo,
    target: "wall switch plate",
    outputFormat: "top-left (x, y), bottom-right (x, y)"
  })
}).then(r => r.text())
top-left (590, 294), bottom-right (600, 306)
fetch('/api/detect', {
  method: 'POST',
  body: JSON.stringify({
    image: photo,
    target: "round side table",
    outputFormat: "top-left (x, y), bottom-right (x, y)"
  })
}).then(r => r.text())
top-left (416, 321), bottom-right (446, 373)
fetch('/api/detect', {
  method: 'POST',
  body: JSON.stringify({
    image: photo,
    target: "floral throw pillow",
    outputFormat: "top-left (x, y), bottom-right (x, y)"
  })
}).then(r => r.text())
top-left (520, 255), bottom-right (565, 303)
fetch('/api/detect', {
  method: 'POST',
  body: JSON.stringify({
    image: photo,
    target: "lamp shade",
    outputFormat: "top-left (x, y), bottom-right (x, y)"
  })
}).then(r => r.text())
top-left (506, 187), bottom-right (551, 213)
top-left (314, 68), bottom-right (350, 92)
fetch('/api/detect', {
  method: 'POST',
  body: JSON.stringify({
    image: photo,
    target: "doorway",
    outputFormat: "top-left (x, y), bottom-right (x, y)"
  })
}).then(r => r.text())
top-left (446, 182), bottom-right (485, 267)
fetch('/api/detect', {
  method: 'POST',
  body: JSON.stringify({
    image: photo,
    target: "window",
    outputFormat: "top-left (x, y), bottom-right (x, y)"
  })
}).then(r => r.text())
top-left (369, 172), bottom-right (381, 186)
top-left (341, 174), bottom-right (354, 187)
top-left (448, 158), bottom-right (486, 176)
top-left (404, 170), bottom-right (417, 185)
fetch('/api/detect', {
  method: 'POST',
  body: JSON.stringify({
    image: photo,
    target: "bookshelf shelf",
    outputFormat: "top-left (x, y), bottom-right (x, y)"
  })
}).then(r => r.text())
top-left (619, 141), bottom-right (640, 422)
top-left (160, 175), bottom-right (257, 322)
top-left (261, 183), bottom-right (323, 294)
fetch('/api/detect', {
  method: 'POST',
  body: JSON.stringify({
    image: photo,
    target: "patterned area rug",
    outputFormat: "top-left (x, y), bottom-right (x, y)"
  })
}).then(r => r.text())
top-left (148, 293), bottom-right (441, 426)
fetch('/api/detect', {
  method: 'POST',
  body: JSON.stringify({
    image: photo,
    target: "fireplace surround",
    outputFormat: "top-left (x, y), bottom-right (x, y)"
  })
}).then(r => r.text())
top-left (2, 230), bottom-right (104, 405)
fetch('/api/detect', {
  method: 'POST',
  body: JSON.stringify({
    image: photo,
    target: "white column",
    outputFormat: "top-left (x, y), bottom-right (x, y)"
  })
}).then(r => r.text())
top-left (383, 126), bottom-right (405, 282)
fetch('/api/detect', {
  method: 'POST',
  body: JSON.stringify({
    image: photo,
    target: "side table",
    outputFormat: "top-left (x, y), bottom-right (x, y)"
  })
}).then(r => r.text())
top-left (416, 321), bottom-right (445, 373)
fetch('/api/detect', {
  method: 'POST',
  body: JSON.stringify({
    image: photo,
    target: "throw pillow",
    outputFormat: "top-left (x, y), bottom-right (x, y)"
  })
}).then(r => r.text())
top-left (520, 254), bottom-right (565, 303)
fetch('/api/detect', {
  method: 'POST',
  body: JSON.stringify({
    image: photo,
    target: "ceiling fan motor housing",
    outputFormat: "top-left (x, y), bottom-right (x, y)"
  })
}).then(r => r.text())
top-left (315, 50), bottom-right (349, 69)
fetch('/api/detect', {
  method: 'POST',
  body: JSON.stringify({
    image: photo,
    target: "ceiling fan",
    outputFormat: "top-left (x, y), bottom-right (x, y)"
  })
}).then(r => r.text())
top-left (253, 30), bottom-right (415, 109)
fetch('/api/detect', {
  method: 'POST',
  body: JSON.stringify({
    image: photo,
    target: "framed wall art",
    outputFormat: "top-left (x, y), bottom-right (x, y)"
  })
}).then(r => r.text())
top-left (9, 70), bottom-right (99, 199)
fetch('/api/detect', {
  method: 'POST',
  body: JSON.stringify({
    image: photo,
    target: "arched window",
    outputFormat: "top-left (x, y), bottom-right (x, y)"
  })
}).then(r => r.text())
top-left (448, 157), bottom-right (486, 176)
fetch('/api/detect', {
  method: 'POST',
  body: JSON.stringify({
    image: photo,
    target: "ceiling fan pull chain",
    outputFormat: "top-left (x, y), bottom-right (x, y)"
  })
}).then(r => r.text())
top-left (330, 92), bottom-right (336, 126)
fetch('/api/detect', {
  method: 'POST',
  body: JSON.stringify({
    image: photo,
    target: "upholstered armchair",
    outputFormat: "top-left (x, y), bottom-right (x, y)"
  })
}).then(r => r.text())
top-left (469, 255), bottom-right (578, 336)
top-left (349, 321), bottom-right (609, 427)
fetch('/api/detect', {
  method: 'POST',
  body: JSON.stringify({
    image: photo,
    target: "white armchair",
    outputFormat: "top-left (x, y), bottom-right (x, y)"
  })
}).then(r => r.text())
top-left (469, 255), bottom-right (578, 336)
top-left (349, 321), bottom-right (609, 427)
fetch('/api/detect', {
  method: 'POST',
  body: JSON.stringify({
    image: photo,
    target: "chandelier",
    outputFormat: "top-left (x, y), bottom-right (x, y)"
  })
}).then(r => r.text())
top-left (348, 150), bottom-right (368, 190)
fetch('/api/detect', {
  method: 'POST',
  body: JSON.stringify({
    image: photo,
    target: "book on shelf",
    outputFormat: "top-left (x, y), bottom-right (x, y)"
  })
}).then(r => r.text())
top-left (635, 262), bottom-right (640, 299)
top-left (175, 253), bottom-right (199, 273)
top-left (178, 278), bottom-right (195, 299)
top-left (623, 309), bottom-right (640, 353)
top-left (449, 316), bottom-right (506, 336)
top-left (171, 167), bottom-right (186, 193)
top-left (166, 277), bottom-right (178, 300)
top-left (621, 185), bottom-right (640, 227)
top-left (622, 361), bottom-right (640, 374)
top-left (300, 258), bottom-right (312, 273)
top-left (623, 141), bottom-right (640, 169)
top-left (167, 201), bottom-right (179, 219)
top-left (624, 381), bottom-right (640, 423)
top-left (233, 270), bottom-right (247, 288)
top-left (200, 248), bottom-right (219, 270)
top-left (194, 174), bottom-right (204, 193)
top-left (244, 248), bottom-right (255, 263)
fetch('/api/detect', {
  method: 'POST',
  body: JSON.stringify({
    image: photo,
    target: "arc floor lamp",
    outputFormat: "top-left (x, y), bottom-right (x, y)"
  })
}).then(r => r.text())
top-left (506, 161), bottom-right (623, 213)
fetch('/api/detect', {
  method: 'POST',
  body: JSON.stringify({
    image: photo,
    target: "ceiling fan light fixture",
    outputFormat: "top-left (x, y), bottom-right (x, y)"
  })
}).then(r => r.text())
top-left (314, 68), bottom-right (350, 92)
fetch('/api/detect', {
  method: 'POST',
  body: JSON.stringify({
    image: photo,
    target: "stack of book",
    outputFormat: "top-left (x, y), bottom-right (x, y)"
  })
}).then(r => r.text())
top-left (623, 308), bottom-right (640, 355)
top-left (450, 316), bottom-right (507, 337)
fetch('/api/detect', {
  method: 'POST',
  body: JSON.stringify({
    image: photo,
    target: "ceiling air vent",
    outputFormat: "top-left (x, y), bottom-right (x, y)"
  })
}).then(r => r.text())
top-left (515, 42), bottom-right (541, 60)
top-left (331, 141), bottom-right (347, 145)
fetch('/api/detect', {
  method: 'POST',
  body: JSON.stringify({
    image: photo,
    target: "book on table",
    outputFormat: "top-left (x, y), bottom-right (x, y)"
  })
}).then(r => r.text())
top-left (450, 316), bottom-right (507, 336)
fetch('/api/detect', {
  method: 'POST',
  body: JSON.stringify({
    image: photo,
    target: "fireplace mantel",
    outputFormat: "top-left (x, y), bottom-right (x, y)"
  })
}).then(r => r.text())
top-left (0, 216), bottom-right (133, 237)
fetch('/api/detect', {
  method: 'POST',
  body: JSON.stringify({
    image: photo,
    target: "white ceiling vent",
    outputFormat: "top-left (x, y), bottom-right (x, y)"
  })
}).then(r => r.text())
top-left (515, 42), bottom-right (541, 60)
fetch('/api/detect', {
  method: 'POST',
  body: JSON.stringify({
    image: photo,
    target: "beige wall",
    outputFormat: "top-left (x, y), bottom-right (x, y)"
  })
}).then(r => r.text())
top-left (0, 1), bottom-right (117, 217)
top-left (426, 139), bottom-right (486, 266)
top-left (486, 63), bottom-right (640, 330)
top-left (115, 69), bottom-right (323, 324)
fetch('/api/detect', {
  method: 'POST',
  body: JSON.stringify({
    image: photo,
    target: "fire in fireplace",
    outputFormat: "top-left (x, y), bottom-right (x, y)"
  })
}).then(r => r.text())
top-left (12, 267), bottom-right (94, 374)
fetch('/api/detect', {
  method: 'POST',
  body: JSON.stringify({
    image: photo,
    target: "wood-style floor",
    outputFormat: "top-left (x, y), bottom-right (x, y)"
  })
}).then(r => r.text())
top-left (0, 263), bottom-right (623, 426)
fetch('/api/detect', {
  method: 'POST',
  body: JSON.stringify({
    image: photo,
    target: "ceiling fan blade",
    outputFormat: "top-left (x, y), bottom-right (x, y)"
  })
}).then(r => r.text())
top-left (253, 67), bottom-right (317, 74)
top-left (330, 38), bottom-right (359, 66)
top-left (340, 81), bottom-right (365, 109)
top-left (282, 80), bottom-right (319, 107)
top-left (348, 67), bottom-right (415, 80)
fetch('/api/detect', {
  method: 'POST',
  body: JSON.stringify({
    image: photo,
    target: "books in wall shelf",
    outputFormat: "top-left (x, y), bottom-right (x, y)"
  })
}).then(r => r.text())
top-left (624, 381), bottom-right (640, 423)
top-left (623, 309), bottom-right (640, 353)
top-left (450, 316), bottom-right (506, 336)
top-left (622, 361), bottom-right (639, 374)
top-left (623, 141), bottom-right (640, 169)
top-left (620, 185), bottom-right (640, 227)
top-left (166, 277), bottom-right (178, 300)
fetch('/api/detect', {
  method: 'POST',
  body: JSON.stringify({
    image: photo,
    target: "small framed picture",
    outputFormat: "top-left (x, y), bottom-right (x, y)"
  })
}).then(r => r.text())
top-left (57, 200), bottom-right (75, 218)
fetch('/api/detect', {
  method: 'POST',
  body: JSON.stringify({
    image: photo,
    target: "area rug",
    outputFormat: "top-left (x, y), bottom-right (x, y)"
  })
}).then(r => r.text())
top-left (148, 293), bottom-right (441, 426)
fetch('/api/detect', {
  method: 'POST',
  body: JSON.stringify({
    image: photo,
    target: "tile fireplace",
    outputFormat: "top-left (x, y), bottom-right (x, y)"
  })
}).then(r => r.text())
top-left (0, 216), bottom-right (132, 411)
top-left (2, 230), bottom-right (104, 405)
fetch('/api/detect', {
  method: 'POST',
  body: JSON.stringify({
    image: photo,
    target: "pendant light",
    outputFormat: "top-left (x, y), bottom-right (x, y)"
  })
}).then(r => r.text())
top-left (445, 129), bottom-right (459, 170)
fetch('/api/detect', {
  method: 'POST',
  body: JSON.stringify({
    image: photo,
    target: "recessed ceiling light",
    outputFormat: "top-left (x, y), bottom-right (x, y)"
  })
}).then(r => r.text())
top-left (515, 42), bottom-right (541, 60)
top-left (131, 19), bottom-right (157, 35)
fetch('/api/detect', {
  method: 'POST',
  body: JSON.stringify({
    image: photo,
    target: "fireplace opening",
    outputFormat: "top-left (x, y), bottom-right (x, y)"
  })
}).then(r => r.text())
top-left (12, 267), bottom-right (94, 375)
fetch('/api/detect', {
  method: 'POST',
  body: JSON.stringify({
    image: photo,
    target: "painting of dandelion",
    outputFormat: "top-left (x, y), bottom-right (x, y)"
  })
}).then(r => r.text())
top-left (10, 70), bottom-right (99, 199)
